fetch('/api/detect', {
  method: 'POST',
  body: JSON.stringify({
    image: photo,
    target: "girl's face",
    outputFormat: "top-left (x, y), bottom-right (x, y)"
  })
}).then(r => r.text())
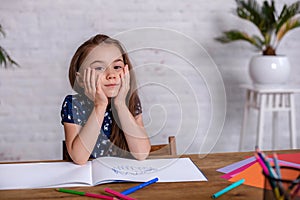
top-left (77, 44), bottom-right (125, 98)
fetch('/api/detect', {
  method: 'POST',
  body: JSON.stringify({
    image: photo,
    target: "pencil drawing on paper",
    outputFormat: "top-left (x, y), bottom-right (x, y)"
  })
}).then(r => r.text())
top-left (111, 165), bottom-right (157, 175)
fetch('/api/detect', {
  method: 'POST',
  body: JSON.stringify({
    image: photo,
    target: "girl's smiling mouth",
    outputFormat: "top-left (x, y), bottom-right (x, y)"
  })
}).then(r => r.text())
top-left (104, 84), bottom-right (119, 87)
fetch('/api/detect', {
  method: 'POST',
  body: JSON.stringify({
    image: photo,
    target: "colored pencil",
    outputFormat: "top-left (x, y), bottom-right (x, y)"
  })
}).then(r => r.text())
top-left (256, 150), bottom-right (268, 166)
top-left (265, 161), bottom-right (281, 199)
top-left (260, 152), bottom-right (283, 199)
top-left (105, 188), bottom-right (136, 200)
top-left (121, 177), bottom-right (159, 195)
top-left (255, 154), bottom-right (269, 175)
top-left (291, 183), bottom-right (300, 199)
top-left (273, 153), bottom-right (281, 178)
top-left (211, 179), bottom-right (245, 199)
top-left (56, 188), bottom-right (114, 200)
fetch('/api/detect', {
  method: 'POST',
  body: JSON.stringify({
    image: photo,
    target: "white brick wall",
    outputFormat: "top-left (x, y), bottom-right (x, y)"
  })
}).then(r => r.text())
top-left (0, 0), bottom-right (299, 161)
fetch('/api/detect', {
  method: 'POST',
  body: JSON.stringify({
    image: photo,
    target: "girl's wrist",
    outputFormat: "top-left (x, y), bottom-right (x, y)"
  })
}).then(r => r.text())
top-left (94, 104), bottom-right (107, 114)
top-left (94, 100), bottom-right (108, 109)
top-left (114, 102), bottom-right (128, 111)
top-left (93, 105), bottom-right (107, 125)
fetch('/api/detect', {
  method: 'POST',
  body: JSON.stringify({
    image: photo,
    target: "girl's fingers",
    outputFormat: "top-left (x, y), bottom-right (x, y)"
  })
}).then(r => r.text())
top-left (96, 74), bottom-right (100, 87)
top-left (118, 65), bottom-right (130, 95)
top-left (95, 74), bottom-right (108, 105)
top-left (120, 71), bottom-right (125, 89)
top-left (96, 74), bottom-right (103, 93)
top-left (124, 64), bottom-right (129, 75)
top-left (83, 68), bottom-right (98, 102)
top-left (86, 68), bottom-right (91, 90)
top-left (83, 69), bottom-right (88, 91)
top-left (83, 68), bottom-right (97, 92)
top-left (124, 65), bottom-right (130, 88)
top-left (90, 69), bottom-right (96, 91)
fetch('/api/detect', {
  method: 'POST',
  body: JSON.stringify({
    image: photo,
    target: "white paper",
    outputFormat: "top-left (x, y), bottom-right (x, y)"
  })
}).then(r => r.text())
top-left (91, 157), bottom-right (207, 184)
top-left (0, 157), bottom-right (207, 190)
top-left (0, 162), bottom-right (92, 190)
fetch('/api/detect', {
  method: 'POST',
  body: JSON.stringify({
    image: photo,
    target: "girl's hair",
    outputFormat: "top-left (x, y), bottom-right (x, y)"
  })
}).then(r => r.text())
top-left (69, 34), bottom-right (140, 155)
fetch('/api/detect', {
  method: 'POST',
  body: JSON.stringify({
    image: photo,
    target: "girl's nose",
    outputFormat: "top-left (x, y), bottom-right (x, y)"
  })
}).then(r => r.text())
top-left (106, 68), bottom-right (118, 80)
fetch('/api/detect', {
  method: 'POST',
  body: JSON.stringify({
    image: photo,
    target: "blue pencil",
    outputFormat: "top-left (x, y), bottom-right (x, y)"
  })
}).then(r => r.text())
top-left (212, 179), bottom-right (245, 199)
top-left (121, 177), bottom-right (159, 195)
top-left (273, 153), bottom-right (281, 178)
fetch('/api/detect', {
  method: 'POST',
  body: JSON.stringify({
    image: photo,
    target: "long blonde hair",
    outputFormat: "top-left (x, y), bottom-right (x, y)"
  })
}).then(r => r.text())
top-left (68, 34), bottom-right (140, 154)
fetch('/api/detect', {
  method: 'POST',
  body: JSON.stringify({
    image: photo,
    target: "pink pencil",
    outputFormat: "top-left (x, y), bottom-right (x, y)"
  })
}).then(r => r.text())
top-left (104, 188), bottom-right (136, 200)
top-left (255, 154), bottom-right (269, 175)
top-left (86, 192), bottom-right (114, 200)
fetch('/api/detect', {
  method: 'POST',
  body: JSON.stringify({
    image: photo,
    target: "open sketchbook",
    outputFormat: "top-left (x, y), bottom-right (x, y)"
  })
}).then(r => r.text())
top-left (0, 157), bottom-right (207, 190)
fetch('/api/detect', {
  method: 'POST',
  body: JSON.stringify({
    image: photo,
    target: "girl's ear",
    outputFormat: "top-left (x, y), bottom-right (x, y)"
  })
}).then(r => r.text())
top-left (75, 72), bottom-right (84, 88)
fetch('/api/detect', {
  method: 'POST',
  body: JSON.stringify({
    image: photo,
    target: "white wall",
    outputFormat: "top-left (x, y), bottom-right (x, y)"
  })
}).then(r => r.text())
top-left (0, 0), bottom-right (299, 161)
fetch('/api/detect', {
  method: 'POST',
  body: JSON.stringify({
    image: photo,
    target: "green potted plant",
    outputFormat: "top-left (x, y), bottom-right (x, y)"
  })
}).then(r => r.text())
top-left (0, 24), bottom-right (18, 68)
top-left (216, 0), bottom-right (300, 85)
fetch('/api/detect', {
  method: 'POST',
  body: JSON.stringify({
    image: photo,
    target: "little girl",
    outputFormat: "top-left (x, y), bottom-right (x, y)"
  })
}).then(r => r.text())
top-left (60, 34), bottom-right (151, 165)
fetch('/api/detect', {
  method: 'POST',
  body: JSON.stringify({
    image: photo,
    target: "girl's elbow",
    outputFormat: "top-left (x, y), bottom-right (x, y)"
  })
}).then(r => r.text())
top-left (132, 146), bottom-right (151, 160)
top-left (70, 155), bottom-right (89, 165)
top-left (133, 152), bottom-right (149, 161)
top-left (73, 159), bottom-right (88, 165)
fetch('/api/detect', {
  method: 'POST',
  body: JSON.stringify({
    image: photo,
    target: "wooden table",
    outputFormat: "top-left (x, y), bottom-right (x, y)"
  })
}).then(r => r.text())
top-left (0, 150), bottom-right (299, 200)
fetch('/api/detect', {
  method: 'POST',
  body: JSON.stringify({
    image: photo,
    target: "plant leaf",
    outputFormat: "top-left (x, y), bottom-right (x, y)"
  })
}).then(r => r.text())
top-left (235, 0), bottom-right (278, 46)
top-left (215, 30), bottom-right (263, 50)
top-left (0, 45), bottom-right (19, 68)
top-left (252, 35), bottom-right (265, 47)
top-left (261, 0), bottom-right (276, 31)
top-left (0, 46), bottom-right (8, 68)
top-left (276, 1), bottom-right (300, 33)
top-left (235, 0), bottom-right (261, 23)
top-left (0, 24), bottom-right (5, 38)
top-left (276, 18), bottom-right (300, 42)
top-left (235, 0), bottom-right (265, 33)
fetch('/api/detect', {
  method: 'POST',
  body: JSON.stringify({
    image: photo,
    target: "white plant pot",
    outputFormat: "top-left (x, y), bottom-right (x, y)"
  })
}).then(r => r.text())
top-left (249, 55), bottom-right (290, 85)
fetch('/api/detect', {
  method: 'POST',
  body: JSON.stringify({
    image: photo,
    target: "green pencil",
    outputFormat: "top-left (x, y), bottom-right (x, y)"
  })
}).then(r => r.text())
top-left (56, 188), bottom-right (114, 200)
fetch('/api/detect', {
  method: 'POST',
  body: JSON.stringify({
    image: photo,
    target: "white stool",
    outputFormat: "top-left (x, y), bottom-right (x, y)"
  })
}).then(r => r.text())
top-left (239, 84), bottom-right (300, 151)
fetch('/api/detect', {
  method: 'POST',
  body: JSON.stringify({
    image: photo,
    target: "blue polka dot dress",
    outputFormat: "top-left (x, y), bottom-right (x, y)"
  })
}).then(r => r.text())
top-left (60, 93), bottom-right (142, 158)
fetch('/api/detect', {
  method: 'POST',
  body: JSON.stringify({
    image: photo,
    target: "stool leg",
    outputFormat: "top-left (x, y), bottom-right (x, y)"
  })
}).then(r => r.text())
top-left (288, 93), bottom-right (297, 149)
top-left (239, 90), bottom-right (250, 151)
top-left (239, 103), bottom-right (249, 151)
top-left (257, 94), bottom-right (266, 149)
top-left (272, 111), bottom-right (278, 150)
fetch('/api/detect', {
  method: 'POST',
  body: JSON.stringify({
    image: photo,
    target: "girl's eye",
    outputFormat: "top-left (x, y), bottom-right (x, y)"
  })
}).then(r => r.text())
top-left (95, 67), bottom-right (105, 71)
top-left (114, 66), bottom-right (123, 70)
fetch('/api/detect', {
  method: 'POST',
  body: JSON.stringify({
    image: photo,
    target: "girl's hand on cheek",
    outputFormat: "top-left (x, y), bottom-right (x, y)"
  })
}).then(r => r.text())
top-left (95, 74), bottom-right (108, 108)
top-left (83, 68), bottom-right (96, 101)
top-left (83, 68), bottom-right (107, 108)
top-left (114, 64), bottom-right (130, 107)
